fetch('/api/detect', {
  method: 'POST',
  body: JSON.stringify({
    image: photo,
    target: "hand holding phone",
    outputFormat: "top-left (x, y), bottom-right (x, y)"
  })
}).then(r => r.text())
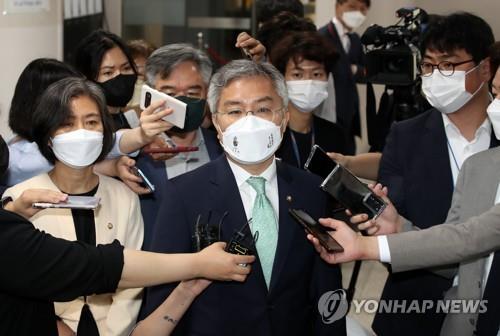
top-left (140, 84), bottom-right (187, 128)
top-left (131, 166), bottom-right (155, 192)
top-left (289, 208), bottom-right (344, 253)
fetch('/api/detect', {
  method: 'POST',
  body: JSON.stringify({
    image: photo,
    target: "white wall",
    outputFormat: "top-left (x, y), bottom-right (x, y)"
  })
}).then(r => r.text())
top-left (0, 0), bottom-right (63, 140)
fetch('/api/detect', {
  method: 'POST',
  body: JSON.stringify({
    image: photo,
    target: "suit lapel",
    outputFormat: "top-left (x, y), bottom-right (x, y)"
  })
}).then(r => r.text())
top-left (268, 161), bottom-right (295, 294)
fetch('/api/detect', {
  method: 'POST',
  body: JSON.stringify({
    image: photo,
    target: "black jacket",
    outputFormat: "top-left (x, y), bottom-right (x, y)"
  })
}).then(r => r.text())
top-left (0, 209), bottom-right (123, 336)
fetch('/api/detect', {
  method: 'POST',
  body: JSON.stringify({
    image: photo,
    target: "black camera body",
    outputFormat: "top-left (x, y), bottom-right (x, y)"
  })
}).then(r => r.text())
top-left (361, 7), bottom-right (428, 86)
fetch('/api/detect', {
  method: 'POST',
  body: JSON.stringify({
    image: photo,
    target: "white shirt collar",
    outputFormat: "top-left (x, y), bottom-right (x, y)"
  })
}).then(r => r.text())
top-left (227, 156), bottom-right (278, 188)
top-left (332, 17), bottom-right (348, 36)
top-left (441, 113), bottom-right (491, 140)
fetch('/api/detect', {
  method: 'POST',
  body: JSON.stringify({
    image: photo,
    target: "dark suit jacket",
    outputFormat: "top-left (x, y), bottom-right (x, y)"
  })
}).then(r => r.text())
top-left (375, 108), bottom-right (500, 335)
top-left (0, 209), bottom-right (123, 336)
top-left (136, 128), bottom-right (223, 249)
top-left (276, 115), bottom-right (348, 169)
top-left (318, 21), bottom-right (364, 153)
top-left (140, 156), bottom-right (346, 336)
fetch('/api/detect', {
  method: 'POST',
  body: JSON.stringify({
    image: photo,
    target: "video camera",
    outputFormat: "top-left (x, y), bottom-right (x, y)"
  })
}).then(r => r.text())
top-left (361, 7), bottom-right (428, 86)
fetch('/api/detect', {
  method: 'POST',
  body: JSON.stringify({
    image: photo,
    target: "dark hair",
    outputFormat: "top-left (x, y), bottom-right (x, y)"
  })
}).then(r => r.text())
top-left (32, 77), bottom-right (114, 165)
top-left (490, 42), bottom-right (500, 76)
top-left (73, 29), bottom-right (137, 81)
top-left (9, 58), bottom-right (82, 142)
top-left (256, 0), bottom-right (304, 24)
top-left (336, 0), bottom-right (371, 7)
top-left (270, 31), bottom-right (339, 75)
top-left (257, 12), bottom-right (316, 53)
top-left (127, 39), bottom-right (156, 60)
top-left (420, 12), bottom-right (494, 65)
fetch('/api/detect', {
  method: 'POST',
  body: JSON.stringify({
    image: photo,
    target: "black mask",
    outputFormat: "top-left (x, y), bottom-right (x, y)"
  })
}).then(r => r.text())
top-left (97, 74), bottom-right (137, 107)
top-left (0, 136), bottom-right (9, 180)
top-left (170, 96), bottom-right (207, 133)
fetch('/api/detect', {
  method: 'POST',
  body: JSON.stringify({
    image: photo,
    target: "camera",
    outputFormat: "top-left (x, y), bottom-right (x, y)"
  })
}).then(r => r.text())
top-left (361, 7), bottom-right (428, 86)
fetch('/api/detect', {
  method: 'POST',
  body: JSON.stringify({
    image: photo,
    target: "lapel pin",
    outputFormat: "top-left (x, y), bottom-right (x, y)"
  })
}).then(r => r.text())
top-left (286, 195), bottom-right (292, 203)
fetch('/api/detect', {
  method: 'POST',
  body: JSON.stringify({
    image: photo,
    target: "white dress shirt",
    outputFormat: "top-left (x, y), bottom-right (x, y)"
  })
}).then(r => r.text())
top-left (378, 115), bottom-right (492, 262)
top-left (164, 128), bottom-right (211, 179)
top-left (332, 17), bottom-right (350, 53)
top-left (226, 157), bottom-right (280, 231)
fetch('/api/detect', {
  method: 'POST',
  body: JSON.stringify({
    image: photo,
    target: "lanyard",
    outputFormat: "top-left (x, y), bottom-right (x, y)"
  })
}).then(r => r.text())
top-left (290, 126), bottom-right (315, 168)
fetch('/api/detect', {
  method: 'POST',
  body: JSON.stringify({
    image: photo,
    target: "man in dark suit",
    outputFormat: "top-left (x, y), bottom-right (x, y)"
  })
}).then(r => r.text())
top-left (140, 60), bottom-right (346, 336)
top-left (136, 44), bottom-right (223, 249)
top-left (317, 0), bottom-right (370, 154)
top-left (375, 12), bottom-right (496, 336)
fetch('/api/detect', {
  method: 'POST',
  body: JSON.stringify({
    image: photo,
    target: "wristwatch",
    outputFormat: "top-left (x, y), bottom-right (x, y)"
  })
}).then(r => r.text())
top-left (1, 196), bottom-right (13, 209)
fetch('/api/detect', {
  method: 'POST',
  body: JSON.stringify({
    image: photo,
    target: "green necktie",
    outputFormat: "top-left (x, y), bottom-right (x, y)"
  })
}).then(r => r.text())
top-left (247, 176), bottom-right (278, 288)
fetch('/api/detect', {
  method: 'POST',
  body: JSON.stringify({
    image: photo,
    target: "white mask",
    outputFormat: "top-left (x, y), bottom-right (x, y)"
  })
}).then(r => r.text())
top-left (487, 98), bottom-right (500, 139)
top-left (342, 11), bottom-right (366, 30)
top-left (220, 115), bottom-right (283, 165)
top-left (51, 129), bottom-right (103, 169)
top-left (421, 65), bottom-right (484, 114)
top-left (287, 80), bottom-right (329, 113)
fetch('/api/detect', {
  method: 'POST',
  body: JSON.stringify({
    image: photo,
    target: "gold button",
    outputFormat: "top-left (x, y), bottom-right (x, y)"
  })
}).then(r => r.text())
top-left (107, 222), bottom-right (113, 230)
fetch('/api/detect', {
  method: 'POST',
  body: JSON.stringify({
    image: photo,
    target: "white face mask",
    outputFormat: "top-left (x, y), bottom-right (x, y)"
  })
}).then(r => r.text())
top-left (487, 98), bottom-right (500, 139)
top-left (51, 129), bottom-right (103, 169)
top-left (421, 65), bottom-right (484, 114)
top-left (219, 115), bottom-right (283, 165)
top-left (342, 10), bottom-right (366, 30)
top-left (287, 80), bottom-right (329, 113)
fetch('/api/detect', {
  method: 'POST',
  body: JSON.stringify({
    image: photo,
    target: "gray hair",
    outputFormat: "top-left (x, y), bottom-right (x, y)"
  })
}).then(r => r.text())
top-left (207, 60), bottom-right (288, 113)
top-left (145, 43), bottom-right (213, 87)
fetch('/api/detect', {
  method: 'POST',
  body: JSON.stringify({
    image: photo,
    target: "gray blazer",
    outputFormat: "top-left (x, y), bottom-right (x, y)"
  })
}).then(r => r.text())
top-left (387, 146), bottom-right (500, 336)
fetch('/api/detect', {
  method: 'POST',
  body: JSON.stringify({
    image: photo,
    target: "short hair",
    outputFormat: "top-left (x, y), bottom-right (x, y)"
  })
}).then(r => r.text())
top-left (145, 43), bottom-right (212, 87)
top-left (270, 31), bottom-right (339, 75)
top-left (336, 0), bottom-right (371, 7)
top-left (256, 0), bottom-right (304, 24)
top-left (73, 29), bottom-right (137, 81)
top-left (127, 39), bottom-right (156, 60)
top-left (490, 42), bottom-right (500, 76)
top-left (207, 60), bottom-right (288, 113)
top-left (32, 77), bottom-right (114, 165)
top-left (9, 58), bottom-right (82, 142)
top-left (257, 12), bottom-right (316, 53)
top-left (420, 12), bottom-right (494, 65)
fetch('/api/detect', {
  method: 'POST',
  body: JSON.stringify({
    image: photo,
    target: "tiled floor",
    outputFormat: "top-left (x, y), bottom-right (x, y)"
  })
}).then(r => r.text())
top-left (341, 260), bottom-right (389, 335)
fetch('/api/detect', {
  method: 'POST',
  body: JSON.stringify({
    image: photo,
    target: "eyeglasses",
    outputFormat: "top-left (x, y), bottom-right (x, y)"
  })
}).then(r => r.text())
top-left (419, 59), bottom-right (475, 77)
top-left (214, 106), bottom-right (286, 122)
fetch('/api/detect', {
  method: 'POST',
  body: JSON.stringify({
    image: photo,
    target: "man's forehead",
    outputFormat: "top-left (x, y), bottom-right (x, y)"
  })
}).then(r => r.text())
top-left (424, 48), bottom-right (470, 60)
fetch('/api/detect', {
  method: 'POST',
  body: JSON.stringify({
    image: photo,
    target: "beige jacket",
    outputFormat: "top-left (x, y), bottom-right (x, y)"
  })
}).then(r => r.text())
top-left (4, 173), bottom-right (144, 336)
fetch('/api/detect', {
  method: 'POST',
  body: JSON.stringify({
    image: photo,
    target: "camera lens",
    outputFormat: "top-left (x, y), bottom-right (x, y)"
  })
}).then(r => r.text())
top-left (145, 92), bottom-right (151, 107)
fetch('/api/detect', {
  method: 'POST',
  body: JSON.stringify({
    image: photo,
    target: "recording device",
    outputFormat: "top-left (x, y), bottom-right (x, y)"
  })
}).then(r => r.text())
top-left (240, 47), bottom-right (253, 60)
top-left (33, 196), bottom-right (101, 210)
top-left (361, 7), bottom-right (428, 86)
top-left (142, 146), bottom-right (199, 154)
top-left (225, 219), bottom-right (258, 257)
top-left (192, 212), bottom-right (222, 252)
top-left (305, 145), bottom-right (386, 219)
top-left (131, 166), bottom-right (155, 192)
top-left (140, 84), bottom-right (187, 128)
top-left (289, 208), bottom-right (343, 253)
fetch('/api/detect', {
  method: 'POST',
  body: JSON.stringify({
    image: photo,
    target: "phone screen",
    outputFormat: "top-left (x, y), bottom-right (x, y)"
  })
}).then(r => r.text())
top-left (304, 145), bottom-right (338, 179)
top-left (289, 209), bottom-right (344, 252)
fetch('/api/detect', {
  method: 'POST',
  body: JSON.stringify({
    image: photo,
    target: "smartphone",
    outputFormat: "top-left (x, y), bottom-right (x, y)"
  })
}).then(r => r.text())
top-left (240, 47), bottom-right (252, 59)
top-left (131, 167), bottom-right (155, 192)
top-left (140, 84), bottom-right (187, 129)
top-left (142, 146), bottom-right (199, 154)
top-left (289, 208), bottom-right (344, 253)
top-left (33, 196), bottom-right (101, 210)
top-left (305, 145), bottom-right (386, 219)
